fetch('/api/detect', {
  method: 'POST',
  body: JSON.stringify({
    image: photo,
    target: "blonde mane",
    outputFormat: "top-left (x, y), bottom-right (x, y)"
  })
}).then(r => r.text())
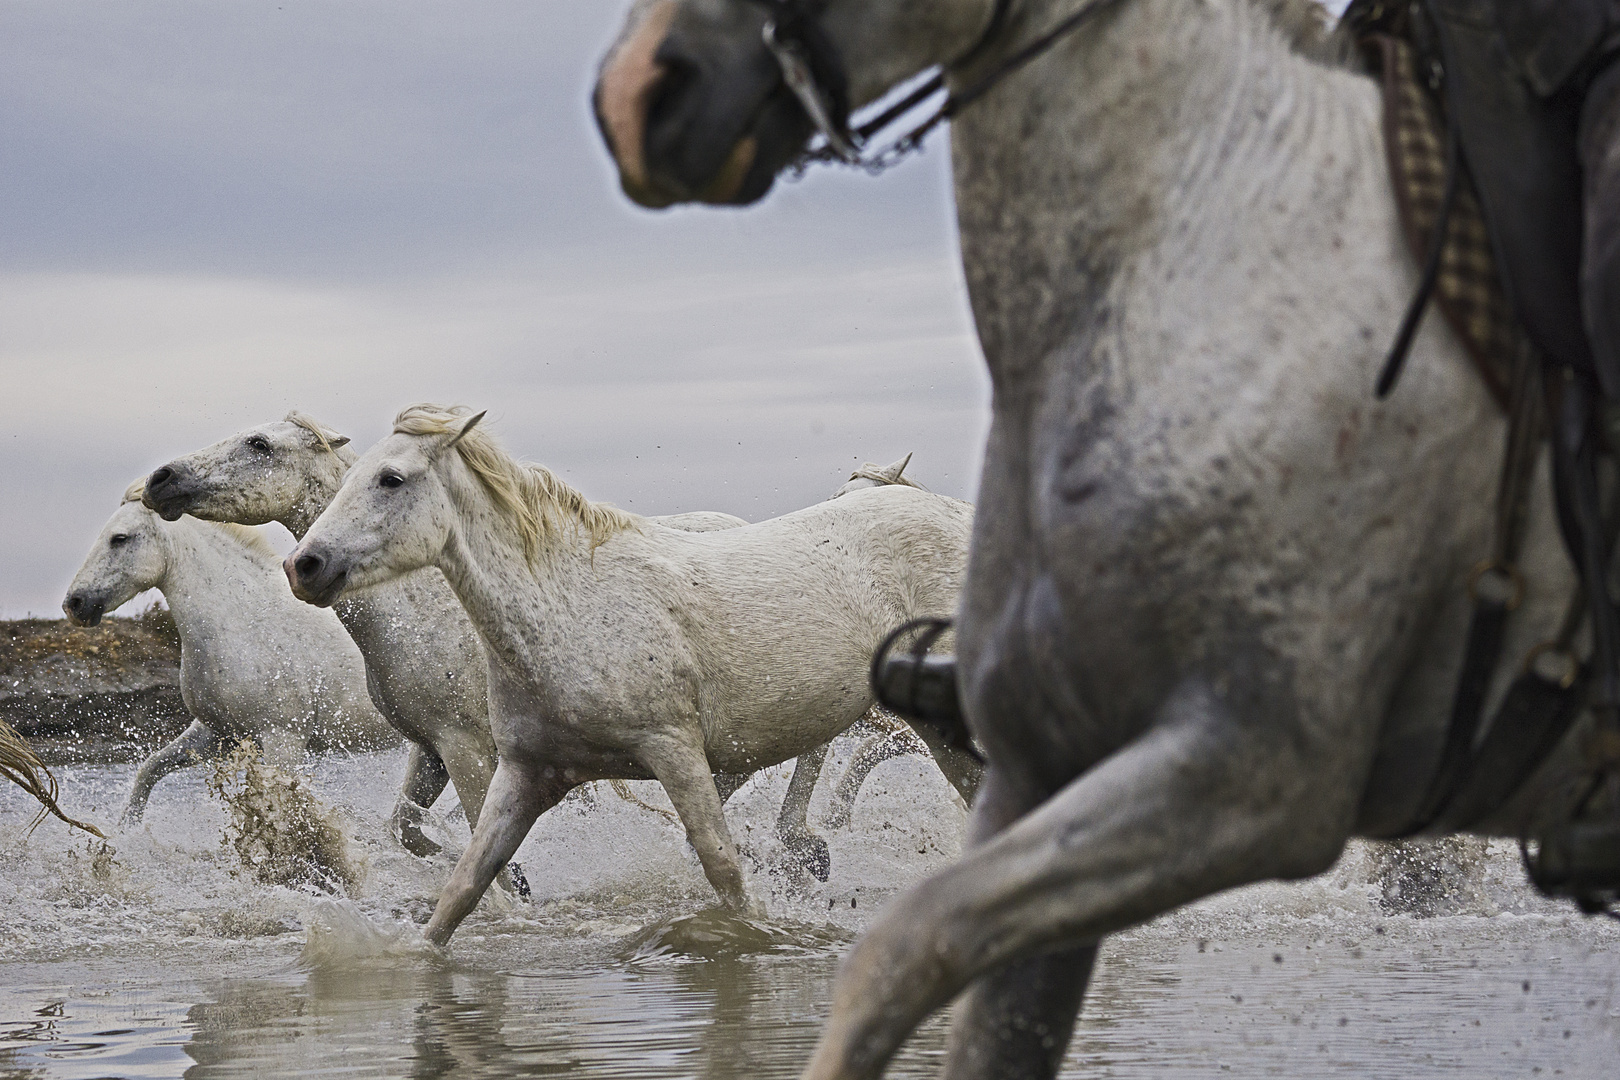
top-left (392, 404), bottom-right (638, 563)
top-left (122, 479), bottom-right (278, 558)
top-left (284, 410), bottom-right (348, 457)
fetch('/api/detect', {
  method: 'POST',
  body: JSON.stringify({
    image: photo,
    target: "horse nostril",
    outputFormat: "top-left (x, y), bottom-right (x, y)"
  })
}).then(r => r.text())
top-left (644, 53), bottom-right (698, 139)
top-left (65, 595), bottom-right (83, 614)
top-left (293, 553), bottom-right (325, 582)
top-left (148, 466), bottom-right (173, 490)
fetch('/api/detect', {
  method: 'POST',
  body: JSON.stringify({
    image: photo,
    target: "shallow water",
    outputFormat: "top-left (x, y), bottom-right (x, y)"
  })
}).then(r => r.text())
top-left (2, 742), bottom-right (1615, 1078)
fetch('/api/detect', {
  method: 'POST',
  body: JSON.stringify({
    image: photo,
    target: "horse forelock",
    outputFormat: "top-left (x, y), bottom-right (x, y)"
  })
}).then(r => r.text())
top-left (391, 404), bottom-right (637, 563)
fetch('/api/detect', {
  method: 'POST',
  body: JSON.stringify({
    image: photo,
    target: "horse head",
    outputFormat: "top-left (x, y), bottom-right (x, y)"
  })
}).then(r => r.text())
top-left (594, 0), bottom-right (1000, 207)
top-left (64, 487), bottom-right (170, 626)
top-left (285, 407), bottom-right (484, 608)
top-left (143, 413), bottom-right (353, 531)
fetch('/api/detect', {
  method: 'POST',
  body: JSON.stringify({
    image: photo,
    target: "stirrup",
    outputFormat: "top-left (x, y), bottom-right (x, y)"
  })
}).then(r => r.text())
top-left (870, 618), bottom-right (982, 763)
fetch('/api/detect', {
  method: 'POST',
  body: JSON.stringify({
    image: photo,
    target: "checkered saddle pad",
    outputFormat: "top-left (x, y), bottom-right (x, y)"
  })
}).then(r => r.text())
top-left (1365, 33), bottom-right (1526, 410)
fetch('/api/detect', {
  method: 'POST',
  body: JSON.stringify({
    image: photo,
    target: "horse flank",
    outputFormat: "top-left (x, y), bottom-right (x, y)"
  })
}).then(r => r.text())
top-left (392, 404), bottom-right (637, 564)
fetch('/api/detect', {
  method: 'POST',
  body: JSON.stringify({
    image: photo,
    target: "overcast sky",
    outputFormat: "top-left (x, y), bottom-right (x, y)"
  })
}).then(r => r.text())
top-left (1, 0), bottom-right (1350, 620)
top-left (0, 0), bottom-right (987, 619)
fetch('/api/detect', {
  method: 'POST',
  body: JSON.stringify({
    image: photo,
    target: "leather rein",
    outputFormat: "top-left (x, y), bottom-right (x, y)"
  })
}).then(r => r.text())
top-left (747, 0), bottom-right (1130, 174)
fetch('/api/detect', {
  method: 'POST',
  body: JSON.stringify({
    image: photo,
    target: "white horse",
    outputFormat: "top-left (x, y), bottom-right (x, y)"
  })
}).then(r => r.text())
top-left (285, 405), bottom-right (979, 943)
top-left (825, 456), bottom-right (978, 827)
top-left (64, 483), bottom-right (401, 821)
top-left (595, 1), bottom-right (1608, 1077)
top-left (140, 412), bottom-right (903, 877)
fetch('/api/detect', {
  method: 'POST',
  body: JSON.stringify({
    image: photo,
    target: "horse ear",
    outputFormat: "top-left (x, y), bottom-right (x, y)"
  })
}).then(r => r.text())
top-left (891, 452), bottom-right (913, 480)
top-left (328, 434), bottom-right (351, 449)
top-left (448, 411), bottom-right (487, 447)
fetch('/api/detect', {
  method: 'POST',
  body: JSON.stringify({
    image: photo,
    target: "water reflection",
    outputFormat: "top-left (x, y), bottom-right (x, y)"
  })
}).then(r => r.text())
top-left (1, 929), bottom-right (1615, 1080)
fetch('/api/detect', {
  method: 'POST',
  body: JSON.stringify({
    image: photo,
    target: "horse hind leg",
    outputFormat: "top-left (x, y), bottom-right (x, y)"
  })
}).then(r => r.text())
top-left (900, 715), bottom-right (984, 807)
top-left (777, 745), bottom-right (832, 881)
top-left (800, 678), bottom-right (1352, 1080)
top-left (642, 735), bottom-right (761, 917)
top-left (942, 769), bottom-right (1098, 1080)
top-left (825, 724), bottom-right (923, 830)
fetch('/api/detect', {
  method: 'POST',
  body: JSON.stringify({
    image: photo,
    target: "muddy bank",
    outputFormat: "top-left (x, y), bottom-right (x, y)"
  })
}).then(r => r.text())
top-left (0, 611), bottom-right (188, 761)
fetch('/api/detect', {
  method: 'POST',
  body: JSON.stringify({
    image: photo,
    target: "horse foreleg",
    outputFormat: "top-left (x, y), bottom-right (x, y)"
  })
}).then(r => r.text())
top-left (825, 727), bottom-right (919, 829)
top-left (393, 742), bottom-right (452, 857)
top-left (121, 720), bottom-right (225, 824)
top-left (777, 745), bottom-right (831, 881)
top-left (943, 768), bottom-right (1098, 1080)
top-left (644, 736), bottom-right (761, 916)
top-left (801, 685), bottom-right (1351, 1080)
top-left (424, 757), bottom-right (565, 946)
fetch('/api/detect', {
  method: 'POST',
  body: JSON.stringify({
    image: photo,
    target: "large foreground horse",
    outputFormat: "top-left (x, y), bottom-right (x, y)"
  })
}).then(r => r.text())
top-left (285, 405), bottom-right (978, 944)
top-left (595, 1), bottom-right (1604, 1077)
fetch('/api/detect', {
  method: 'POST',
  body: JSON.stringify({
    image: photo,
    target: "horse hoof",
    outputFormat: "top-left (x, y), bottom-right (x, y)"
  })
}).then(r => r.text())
top-left (508, 862), bottom-right (532, 900)
top-left (790, 836), bottom-right (831, 882)
top-left (397, 821), bottom-right (442, 858)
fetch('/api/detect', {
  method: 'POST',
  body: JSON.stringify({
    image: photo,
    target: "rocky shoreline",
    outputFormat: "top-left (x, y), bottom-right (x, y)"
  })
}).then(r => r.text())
top-left (1, 611), bottom-right (189, 763)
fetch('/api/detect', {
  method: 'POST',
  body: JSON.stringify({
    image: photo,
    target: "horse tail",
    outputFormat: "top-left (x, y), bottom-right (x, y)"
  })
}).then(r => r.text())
top-left (0, 717), bottom-right (105, 837)
top-left (608, 778), bottom-right (679, 822)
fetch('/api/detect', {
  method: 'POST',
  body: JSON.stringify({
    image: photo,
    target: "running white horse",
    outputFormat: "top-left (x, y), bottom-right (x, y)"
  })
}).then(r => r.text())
top-left (285, 405), bottom-right (978, 943)
top-left (595, 1), bottom-right (1605, 1077)
top-left (64, 483), bottom-right (401, 821)
top-left (141, 412), bottom-right (898, 877)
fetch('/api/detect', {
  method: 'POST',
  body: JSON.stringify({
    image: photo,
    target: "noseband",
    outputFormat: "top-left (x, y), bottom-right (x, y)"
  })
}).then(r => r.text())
top-left (745, 0), bottom-right (1129, 174)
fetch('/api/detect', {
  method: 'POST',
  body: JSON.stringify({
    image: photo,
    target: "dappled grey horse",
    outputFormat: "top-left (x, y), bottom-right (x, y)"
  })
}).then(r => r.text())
top-left (142, 412), bottom-right (874, 879)
top-left (595, 1), bottom-right (1611, 1077)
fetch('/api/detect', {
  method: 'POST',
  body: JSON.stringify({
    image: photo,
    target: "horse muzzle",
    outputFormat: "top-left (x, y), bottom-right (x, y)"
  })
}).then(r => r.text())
top-left (63, 590), bottom-right (107, 627)
top-left (142, 462), bottom-right (200, 522)
top-left (594, 0), bottom-right (810, 208)
top-left (284, 545), bottom-right (348, 608)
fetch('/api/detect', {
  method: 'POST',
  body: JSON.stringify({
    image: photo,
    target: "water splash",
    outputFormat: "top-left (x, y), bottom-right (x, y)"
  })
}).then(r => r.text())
top-left (297, 898), bottom-right (442, 969)
top-left (207, 740), bottom-right (359, 895)
top-left (621, 908), bottom-right (851, 963)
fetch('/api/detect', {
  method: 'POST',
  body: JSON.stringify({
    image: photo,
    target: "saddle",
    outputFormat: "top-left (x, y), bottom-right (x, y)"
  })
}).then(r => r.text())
top-left (1349, 0), bottom-right (1590, 394)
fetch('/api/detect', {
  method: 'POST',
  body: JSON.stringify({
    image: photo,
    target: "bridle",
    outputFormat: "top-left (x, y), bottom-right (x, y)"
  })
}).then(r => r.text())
top-left (746, 0), bottom-right (1131, 174)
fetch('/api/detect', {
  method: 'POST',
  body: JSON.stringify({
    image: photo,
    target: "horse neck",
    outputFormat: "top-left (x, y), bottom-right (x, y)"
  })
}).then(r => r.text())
top-left (432, 483), bottom-right (607, 682)
top-left (279, 445), bottom-right (359, 538)
top-left (952, 0), bottom-right (1376, 388)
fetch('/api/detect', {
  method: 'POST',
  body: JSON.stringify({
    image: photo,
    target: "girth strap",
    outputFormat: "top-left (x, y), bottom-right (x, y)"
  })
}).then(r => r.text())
top-left (1400, 339), bottom-right (1546, 834)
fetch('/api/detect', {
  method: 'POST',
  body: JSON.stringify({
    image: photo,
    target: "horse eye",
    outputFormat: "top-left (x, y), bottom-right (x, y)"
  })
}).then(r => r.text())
top-left (246, 436), bottom-right (272, 453)
top-left (109, 534), bottom-right (130, 547)
top-left (378, 473), bottom-right (405, 490)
